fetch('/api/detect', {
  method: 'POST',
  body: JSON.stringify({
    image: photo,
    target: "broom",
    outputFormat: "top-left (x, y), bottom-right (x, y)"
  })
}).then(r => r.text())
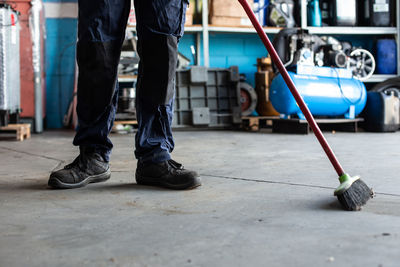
top-left (238, 0), bottom-right (373, 211)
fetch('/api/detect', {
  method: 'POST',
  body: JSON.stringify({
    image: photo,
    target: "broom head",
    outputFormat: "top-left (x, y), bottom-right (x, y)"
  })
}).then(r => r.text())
top-left (334, 174), bottom-right (374, 211)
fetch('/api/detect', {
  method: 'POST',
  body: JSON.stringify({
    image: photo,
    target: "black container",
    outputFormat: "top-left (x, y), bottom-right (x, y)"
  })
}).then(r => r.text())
top-left (370, 0), bottom-right (395, 27)
top-left (359, 0), bottom-right (396, 26)
top-left (358, 0), bottom-right (370, 26)
top-left (320, 0), bottom-right (332, 26)
top-left (293, 0), bottom-right (302, 27)
top-left (332, 0), bottom-right (358, 26)
top-left (0, 110), bottom-right (8, 127)
top-left (364, 90), bottom-right (400, 132)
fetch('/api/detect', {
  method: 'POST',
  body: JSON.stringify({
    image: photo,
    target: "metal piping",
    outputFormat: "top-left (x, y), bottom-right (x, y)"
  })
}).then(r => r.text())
top-left (202, 0), bottom-right (209, 67)
top-left (30, 0), bottom-right (44, 133)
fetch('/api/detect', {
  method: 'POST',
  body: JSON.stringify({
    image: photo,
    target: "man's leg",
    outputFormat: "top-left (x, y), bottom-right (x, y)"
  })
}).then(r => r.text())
top-left (73, 0), bottom-right (130, 160)
top-left (134, 0), bottom-right (201, 189)
top-left (48, 0), bottom-right (131, 189)
top-left (134, 32), bottom-right (177, 163)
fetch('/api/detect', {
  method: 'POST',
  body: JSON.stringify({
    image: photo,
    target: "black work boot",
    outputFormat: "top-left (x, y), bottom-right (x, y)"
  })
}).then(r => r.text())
top-left (135, 159), bottom-right (201, 190)
top-left (48, 153), bottom-right (111, 189)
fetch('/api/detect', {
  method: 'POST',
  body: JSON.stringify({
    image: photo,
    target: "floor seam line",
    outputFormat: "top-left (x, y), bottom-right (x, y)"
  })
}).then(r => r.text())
top-left (200, 174), bottom-right (400, 197)
top-left (0, 146), bottom-right (64, 164)
top-left (200, 173), bottom-right (334, 190)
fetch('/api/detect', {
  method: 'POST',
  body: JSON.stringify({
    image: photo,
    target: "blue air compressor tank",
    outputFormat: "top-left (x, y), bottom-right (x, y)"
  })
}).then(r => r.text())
top-left (270, 66), bottom-right (367, 119)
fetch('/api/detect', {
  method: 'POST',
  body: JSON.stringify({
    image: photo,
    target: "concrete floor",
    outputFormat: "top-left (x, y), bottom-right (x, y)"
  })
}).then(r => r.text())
top-left (1, 129), bottom-right (400, 267)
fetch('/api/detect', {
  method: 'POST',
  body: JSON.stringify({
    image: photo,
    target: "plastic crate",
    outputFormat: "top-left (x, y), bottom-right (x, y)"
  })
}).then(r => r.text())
top-left (173, 66), bottom-right (242, 127)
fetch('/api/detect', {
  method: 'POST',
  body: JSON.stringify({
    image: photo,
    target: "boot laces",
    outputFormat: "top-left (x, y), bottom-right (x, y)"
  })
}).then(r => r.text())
top-left (168, 159), bottom-right (184, 170)
top-left (64, 155), bottom-right (87, 170)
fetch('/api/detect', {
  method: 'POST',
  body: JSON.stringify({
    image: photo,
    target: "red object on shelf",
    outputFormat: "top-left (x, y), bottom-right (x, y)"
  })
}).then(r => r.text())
top-left (11, 14), bottom-right (16, 25)
top-left (10, 0), bottom-right (46, 120)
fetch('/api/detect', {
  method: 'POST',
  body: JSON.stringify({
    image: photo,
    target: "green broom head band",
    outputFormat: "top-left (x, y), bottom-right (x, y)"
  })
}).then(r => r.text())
top-left (334, 174), bottom-right (361, 196)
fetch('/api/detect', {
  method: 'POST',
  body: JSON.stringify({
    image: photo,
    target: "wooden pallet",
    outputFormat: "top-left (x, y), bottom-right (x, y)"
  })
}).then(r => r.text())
top-left (0, 124), bottom-right (31, 141)
top-left (242, 117), bottom-right (364, 134)
top-left (242, 116), bottom-right (280, 131)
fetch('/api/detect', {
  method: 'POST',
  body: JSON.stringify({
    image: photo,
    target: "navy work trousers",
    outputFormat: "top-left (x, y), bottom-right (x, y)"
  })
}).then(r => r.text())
top-left (73, 0), bottom-right (188, 162)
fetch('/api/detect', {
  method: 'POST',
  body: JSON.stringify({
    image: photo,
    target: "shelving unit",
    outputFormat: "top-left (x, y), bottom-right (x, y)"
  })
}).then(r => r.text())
top-left (186, 0), bottom-right (400, 83)
top-left (122, 1), bottom-right (399, 83)
top-left (305, 26), bottom-right (397, 35)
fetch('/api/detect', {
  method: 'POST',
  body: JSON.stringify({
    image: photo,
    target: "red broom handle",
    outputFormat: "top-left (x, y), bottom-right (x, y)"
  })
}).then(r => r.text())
top-left (238, 0), bottom-right (345, 176)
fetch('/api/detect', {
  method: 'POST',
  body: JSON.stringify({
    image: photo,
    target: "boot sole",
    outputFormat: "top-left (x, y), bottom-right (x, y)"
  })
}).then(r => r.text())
top-left (135, 174), bottom-right (201, 190)
top-left (48, 169), bottom-right (111, 189)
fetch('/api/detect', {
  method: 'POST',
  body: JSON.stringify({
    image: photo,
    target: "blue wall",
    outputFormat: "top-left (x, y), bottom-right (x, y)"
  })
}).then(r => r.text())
top-left (45, 18), bottom-right (77, 129)
top-left (179, 33), bottom-right (272, 87)
top-left (44, 0), bottom-right (78, 129)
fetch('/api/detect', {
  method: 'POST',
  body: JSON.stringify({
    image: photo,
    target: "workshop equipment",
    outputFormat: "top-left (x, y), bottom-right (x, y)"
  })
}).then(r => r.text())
top-left (0, 4), bottom-right (20, 127)
top-left (240, 82), bottom-right (258, 116)
top-left (255, 57), bottom-right (279, 116)
top-left (9, 0), bottom-right (46, 132)
top-left (116, 32), bottom-right (138, 122)
top-left (116, 80), bottom-right (137, 122)
top-left (364, 77), bottom-right (400, 132)
top-left (118, 87), bottom-right (136, 114)
top-left (267, 0), bottom-right (295, 28)
top-left (376, 39), bottom-right (397, 75)
top-left (270, 66), bottom-right (367, 119)
top-left (174, 66), bottom-right (242, 128)
top-left (319, 0), bottom-right (331, 25)
top-left (253, 0), bottom-right (269, 26)
top-left (332, 0), bottom-right (357, 26)
top-left (271, 28), bottom-right (376, 81)
top-left (358, 0), bottom-right (396, 26)
top-left (239, 0), bottom-right (373, 211)
top-left (364, 89), bottom-right (400, 132)
top-left (307, 0), bottom-right (322, 27)
top-left (369, 0), bottom-right (395, 27)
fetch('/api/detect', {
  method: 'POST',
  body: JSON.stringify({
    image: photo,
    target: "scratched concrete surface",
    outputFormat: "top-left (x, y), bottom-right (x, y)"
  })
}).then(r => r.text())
top-left (0, 130), bottom-right (399, 267)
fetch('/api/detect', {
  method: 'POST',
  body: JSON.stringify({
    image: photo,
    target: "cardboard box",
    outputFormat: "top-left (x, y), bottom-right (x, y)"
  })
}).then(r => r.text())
top-left (209, 0), bottom-right (253, 27)
top-left (209, 16), bottom-right (251, 26)
top-left (187, 1), bottom-right (195, 15)
top-left (185, 13), bottom-right (193, 26)
top-left (210, 0), bottom-right (252, 18)
top-left (185, 0), bottom-right (195, 26)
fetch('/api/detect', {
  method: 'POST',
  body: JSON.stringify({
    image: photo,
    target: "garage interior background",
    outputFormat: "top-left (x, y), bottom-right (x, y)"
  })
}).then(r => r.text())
top-left (6, 0), bottom-right (399, 129)
top-left (43, 0), bottom-right (272, 129)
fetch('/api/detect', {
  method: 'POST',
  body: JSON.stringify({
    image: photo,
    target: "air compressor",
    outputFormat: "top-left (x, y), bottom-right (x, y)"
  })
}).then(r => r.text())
top-left (270, 29), bottom-right (370, 119)
top-left (270, 65), bottom-right (367, 119)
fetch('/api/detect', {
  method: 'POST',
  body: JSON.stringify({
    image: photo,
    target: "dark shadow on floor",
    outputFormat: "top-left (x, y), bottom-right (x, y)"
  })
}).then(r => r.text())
top-left (0, 180), bottom-right (170, 193)
top-left (0, 136), bottom-right (19, 141)
top-left (318, 198), bottom-right (344, 211)
top-left (89, 183), bottom-right (168, 192)
top-left (0, 180), bottom-right (49, 192)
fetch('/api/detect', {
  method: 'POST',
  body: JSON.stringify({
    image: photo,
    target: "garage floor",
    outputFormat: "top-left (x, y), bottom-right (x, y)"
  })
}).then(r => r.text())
top-left (1, 130), bottom-right (400, 266)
